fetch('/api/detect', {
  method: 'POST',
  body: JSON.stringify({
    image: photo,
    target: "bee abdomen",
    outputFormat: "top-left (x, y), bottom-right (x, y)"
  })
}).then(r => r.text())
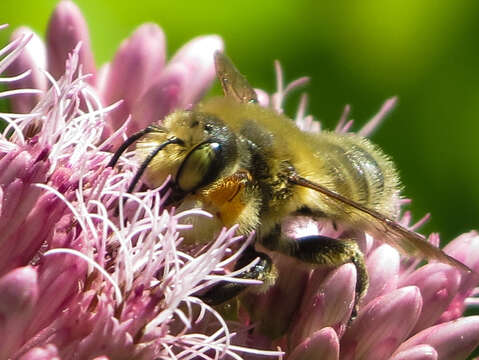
top-left (317, 133), bottom-right (400, 216)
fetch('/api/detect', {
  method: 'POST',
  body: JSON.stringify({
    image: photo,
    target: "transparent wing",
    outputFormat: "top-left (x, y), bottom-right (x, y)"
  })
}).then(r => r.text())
top-left (214, 51), bottom-right (258, 104)
top-left (289, 174), bottom-right (472, 273)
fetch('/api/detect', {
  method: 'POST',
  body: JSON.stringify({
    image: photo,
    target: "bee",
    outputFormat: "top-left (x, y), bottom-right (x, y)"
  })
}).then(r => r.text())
top-left (108, 52), bottom-right (471, 315)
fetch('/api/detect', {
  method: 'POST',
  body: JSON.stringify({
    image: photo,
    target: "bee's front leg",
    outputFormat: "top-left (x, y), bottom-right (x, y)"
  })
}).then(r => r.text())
top-left (199, 169), bottom-right (259, 228)
top-left (198, 246), bottom-right (276, 306)
top-left (262, 231), bottom-right (368, 321)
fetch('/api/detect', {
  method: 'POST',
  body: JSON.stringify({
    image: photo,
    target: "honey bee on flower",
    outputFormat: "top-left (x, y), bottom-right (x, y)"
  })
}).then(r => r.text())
top-left (109, 52), bottom-right (471, 321)
top-left (0, 1), bottom-right (478, 360)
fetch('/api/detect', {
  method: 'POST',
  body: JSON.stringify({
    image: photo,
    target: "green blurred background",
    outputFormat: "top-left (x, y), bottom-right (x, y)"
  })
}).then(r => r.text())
top-left (2, 0), bottom-right (477, 243)
top-left (0, 0), bottom-right (478, 356)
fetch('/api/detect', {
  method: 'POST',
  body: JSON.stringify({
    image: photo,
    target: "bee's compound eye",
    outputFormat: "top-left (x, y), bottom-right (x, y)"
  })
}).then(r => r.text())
top-left (176, 142), bottom-right (223, 192)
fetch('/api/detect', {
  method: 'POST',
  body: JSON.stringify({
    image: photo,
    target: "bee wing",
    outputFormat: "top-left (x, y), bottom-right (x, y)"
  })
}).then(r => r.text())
top-left (214, 51), bottom-right (258, 104)
top-left (289, 174), bottom-right (472, 273)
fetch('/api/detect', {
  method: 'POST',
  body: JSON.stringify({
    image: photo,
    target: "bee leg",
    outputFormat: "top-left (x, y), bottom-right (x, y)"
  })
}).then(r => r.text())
top-left (198, 246), bottom-right (275, 306)
top-left (296, 236), bottom-right (367, 320)
top-left (298, 236), bottom-right (367, 320)
top-left (264, 233), bottom-right (368, 321)
top-left (199, 169), bottom-right (255, 228)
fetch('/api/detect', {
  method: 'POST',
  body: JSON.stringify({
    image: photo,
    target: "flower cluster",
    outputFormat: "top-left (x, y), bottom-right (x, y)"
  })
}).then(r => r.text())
top-left (1, 1), bottom-right (478, 360)
top-left (0, 2), bottom-right (276, 359)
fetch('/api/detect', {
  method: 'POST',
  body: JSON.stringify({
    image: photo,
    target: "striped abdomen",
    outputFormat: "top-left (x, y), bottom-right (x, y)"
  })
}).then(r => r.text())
top-left (312, 132), bottom-right (400, 218)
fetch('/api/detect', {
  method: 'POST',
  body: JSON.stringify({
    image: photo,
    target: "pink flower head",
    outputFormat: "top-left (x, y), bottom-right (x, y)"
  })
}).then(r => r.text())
top-left (1, 1), bottom-right (479, 359)
top-left (0, 4), bottom-right (276, 359)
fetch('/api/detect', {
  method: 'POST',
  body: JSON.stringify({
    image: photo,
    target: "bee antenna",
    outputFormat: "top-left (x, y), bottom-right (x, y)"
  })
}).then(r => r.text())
top-left (126, 137), bottom-right (182, 194)
top-left (108, 126), bottom-right (158, 168)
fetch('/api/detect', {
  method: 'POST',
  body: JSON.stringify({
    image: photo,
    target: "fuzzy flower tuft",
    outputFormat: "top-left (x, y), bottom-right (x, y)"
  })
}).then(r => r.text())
top-left (0, 4), bottom-right (275, 359)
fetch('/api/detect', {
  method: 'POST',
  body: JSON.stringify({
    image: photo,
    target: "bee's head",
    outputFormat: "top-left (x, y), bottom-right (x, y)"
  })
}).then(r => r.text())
top-left (135, 110), bottom-right (239, 195)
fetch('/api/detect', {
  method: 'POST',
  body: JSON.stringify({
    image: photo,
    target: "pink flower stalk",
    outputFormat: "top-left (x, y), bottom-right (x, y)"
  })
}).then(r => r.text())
top-left (1, 2), bottom-right (479, 360)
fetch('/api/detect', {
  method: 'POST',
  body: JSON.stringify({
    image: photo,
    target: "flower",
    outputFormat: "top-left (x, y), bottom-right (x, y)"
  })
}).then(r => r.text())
top-left (1, 2), bottom-right (479, 359)
top-left (7, 0), bottom-right (223, 141)
top-left (0, 3), bottom-right (278, 359)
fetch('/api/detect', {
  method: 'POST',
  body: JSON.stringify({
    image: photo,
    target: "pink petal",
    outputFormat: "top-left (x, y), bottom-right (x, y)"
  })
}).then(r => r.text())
top-left (7, 193), bottom-right (68, 270)
top-left (362, 244), bottom-right (400, 305)
top-left (444, 232), bottom-right (479, 294)
top-left (101, 23), bottom-right (166, 133)
top-left (438, 232), bottom-right (479, 322)
top-left (390, 345), bottom-right (438, 360)
top-left (0, 267), bottom-right (39, 359)
top-left (0, 149), bottom-right (49, 267)
top-left (399, 263), bottom-right (460, 333)
top-left (444, 231), bottom-right (479, 272)
top-left (0, 185), bottom-right (3, 218)
top-left (0, 149), bottom-right (38, 184)
top-left (7, 27), bottom-right (47, 113)
top-left (0, 188), bottom-right (46, 271)
top-left (46, 0), bottom-right (96, 82)
top-left (241, 255), bottom-right (309, 339)
top-left (102, 23), bottom-right (165, 105)
top-left (290, 263), bottom-right (356, 347)
top-left (395, 316), bottom-right (479, 360)
top-left (18, 345), bottom-right (60, 360)
top-left (0, 180), bottom-right (26, 240)
top-left (255, 88), bottom-right (270, 107)
top-left (96, 62), bottom-right (110, 95)
top-left (358, 96), bottom-right (397, 137)
top-left (130, 62), bottom-right (189, 133)
top-left (340, 286), bottom-right (423, 360)
top-left (25, 254), bottom-right (87, 339)
top-left (289, 327), bottom-right (339, 360)
top-left (70, 307), bottom-right (137, 359)
top-left (169, 35), bottom-right (223, 106)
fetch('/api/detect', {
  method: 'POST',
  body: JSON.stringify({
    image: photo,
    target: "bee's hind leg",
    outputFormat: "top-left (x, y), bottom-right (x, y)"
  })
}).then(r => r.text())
top-left (263, 232), bottom-right (368, 321)
top-left (198, 246), bottom-right (275, 306)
